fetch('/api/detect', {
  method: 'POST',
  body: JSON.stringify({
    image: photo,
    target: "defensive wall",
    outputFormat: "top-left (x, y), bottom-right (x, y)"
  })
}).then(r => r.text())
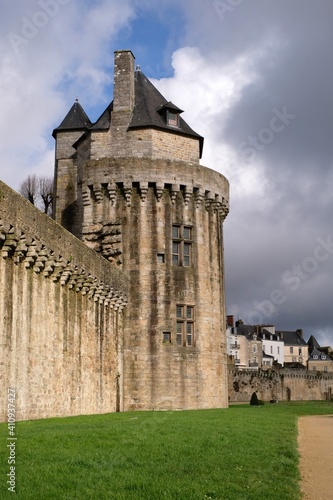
top-left (0, 180), bottom-right (128, 421)
top-left (229, 368), bottom-right (333, 402)
top-left (81, 157), bottom-right (229, 411)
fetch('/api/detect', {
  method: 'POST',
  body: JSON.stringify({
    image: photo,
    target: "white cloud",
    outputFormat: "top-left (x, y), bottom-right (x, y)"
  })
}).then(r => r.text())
top-left (0, 0), bottom-right (136, 190)
top-left (151, 45), bottom-right (269, 198)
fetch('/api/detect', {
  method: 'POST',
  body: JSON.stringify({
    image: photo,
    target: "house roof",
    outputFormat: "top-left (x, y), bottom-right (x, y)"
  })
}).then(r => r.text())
top-left (235, 324), bottom-right (255, 339)
top-left (259, 328), bottom-right (283, 342)
top-left (309, 347), bottom-right (322, 358)
top-left (278, 330), bottom-right (307, 346)
top-left (307, 335), bottom-right (320, 350)
top-left (52, 99), bottom-right (92, 138)
top-left (129, 69), bottom-right (204, 157)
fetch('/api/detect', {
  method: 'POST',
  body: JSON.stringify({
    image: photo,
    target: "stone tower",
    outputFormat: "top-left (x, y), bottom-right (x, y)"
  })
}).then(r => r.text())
top-left (53, 50), bottom-right (230, 411)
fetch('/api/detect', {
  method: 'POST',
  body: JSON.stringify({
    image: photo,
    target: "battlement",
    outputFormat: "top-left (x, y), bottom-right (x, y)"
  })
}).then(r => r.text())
top-left (82, 157), bottom-right (229, 217)
top-left (0, 181), bottom-right (128, 308)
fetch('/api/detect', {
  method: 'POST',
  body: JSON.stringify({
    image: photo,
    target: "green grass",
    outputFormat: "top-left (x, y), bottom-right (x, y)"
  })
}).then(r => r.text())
top-left (0, 401), bottom-right (332, 499)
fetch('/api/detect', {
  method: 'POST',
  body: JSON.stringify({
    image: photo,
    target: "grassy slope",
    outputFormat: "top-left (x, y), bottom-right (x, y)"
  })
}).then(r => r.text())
top-left (0, 401), bottom-right (332, 499)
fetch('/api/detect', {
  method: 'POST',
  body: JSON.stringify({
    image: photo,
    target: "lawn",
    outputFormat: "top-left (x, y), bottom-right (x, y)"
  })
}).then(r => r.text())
top-left (0, 401), bottom-right (332, 499)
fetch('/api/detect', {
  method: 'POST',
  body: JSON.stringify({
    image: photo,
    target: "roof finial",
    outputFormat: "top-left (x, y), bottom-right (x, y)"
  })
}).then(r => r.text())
top-left (136, 65), bottom-right (141, 72)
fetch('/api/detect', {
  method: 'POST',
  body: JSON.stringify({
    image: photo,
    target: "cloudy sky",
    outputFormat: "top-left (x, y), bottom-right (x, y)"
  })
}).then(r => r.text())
top-left (1, 0), bottom-right (333, 346)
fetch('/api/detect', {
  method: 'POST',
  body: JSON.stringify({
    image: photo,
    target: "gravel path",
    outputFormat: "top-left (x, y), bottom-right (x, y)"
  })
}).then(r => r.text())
top-left (298, 415), bottom-right (333, 500)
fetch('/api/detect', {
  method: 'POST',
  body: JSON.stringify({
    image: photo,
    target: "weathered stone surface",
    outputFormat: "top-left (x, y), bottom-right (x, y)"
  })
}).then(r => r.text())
top-left (229, 369), bottom-right (333, 402)
top-left (0, 181), bottom-right (128, 422)
top-left (1, 49), bottom-right (231, 420)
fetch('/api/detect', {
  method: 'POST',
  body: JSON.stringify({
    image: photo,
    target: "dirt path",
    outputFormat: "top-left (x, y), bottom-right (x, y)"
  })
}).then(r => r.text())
top-left (298, 415), bottom-right (333, 500)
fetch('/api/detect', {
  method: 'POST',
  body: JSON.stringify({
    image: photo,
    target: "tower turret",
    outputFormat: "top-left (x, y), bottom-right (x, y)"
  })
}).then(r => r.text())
top-left (53, 99), bottom-right (91, 234)
top-left (53, 50), bottom-right (230, 411)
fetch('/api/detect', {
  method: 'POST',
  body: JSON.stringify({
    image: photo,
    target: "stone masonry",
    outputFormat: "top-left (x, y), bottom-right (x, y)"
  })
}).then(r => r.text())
top-left (0, 180), bottom-right (128, 421)
top-left (53, 49), bottom-right (230, 412)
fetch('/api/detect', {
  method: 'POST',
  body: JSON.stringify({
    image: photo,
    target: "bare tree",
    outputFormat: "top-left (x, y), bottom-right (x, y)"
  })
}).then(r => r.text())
top-left (19, 174), bottom-right (38, 205)
top-left (19, 175), bottom-right (54, 216)
top-left (39, 176), bottom-right (53, 215)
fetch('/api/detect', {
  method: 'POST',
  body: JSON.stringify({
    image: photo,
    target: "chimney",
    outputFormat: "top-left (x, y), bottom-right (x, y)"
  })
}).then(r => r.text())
top-left (227, 315), bottom-right (234, 328)
top-left (297, 329), bottom-right (303, 339)
top-left (113, 50), bottom-right (135, 114)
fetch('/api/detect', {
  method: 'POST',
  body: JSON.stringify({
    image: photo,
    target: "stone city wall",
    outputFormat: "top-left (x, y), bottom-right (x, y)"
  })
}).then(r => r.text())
top-left (229, 369), bottom-right (333, 403)
top-left (0, 180), bottom-right (128, 421)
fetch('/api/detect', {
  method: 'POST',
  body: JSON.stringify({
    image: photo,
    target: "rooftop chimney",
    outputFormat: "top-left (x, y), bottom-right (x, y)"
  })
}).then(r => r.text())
top-left (113, 50), bottom-right (135, 115)
top-left (297, 329), bottom-right (303, 339)
top-left (227, 315), bottom-right (234, 328)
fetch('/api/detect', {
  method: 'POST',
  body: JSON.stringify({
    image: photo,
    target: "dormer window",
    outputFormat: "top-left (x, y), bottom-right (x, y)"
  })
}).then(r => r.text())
top-left (158, 101), bottom-right (183, 129)
top-left (167, 110), bottom-right (179, 127)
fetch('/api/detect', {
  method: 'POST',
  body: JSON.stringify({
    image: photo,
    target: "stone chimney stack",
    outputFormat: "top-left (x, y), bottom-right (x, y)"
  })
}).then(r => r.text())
top-left (113, 50), bottom-right (135, 115)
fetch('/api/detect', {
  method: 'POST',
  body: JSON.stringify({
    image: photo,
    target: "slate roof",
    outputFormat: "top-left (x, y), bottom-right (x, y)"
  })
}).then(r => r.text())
top-left (308, 346), bottom-right (329, 360)
top-left (90, 101), bottom-right (113, 131)
top-left (235, 324), bottom-right (256, 339)
top-left (262, 352), bottom-right (274, 359)
top-left (52, 99), bottom-right (91, 137)
top-left (278, 330), bottom-right (307, 346)
top-left (129, 69), bottom-right (204, 157)
top-left (54, 69), bottom-right (204, 157)
top-left (259, 328), bottom-right (282, 342)
top-left (307, 335), bottom-right (320, 350)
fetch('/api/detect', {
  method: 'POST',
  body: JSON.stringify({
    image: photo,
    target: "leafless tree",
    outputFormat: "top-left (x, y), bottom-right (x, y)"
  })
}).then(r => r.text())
top-left (39, 176), bottom-right (54, 215)
top-left (19, 174), bottom-right (38, 205)
top-left (19, 175), bottom-right (54, 216)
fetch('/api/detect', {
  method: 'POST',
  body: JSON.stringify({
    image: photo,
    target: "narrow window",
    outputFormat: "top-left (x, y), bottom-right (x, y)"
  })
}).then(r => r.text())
top-left (176, 305), bottom-right (195, 347)
top-left (183, 226), bottom-right (191, 240)
top-left (176, 322), bottom-right (183, 345)
top-left (167, 110), bottom-right (179, 127)
top-left (176, 305), bottom-right (183, 318)
top-left (172, 226), bottom-right (180, 238)
top-left (183, 243), bottom-right (191, 267)
top-left (172, 242), bottom-right (180, 265)
top-left (290, 347), bottom-right (293, 354)
top-left (172, 225), bottom-right (193, 267)
top-left (186, 306), bottom-right (194, 319)
top-left (163, 332), bottom-right (171, 343)
top-left (157, 253), bottom-right (165, 263)
top-left (186, 322), bottom-right (193, 346)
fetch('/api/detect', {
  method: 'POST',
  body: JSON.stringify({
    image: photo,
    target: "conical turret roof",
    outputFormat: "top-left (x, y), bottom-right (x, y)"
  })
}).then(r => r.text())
top-left (52, 99), bottom-right (91, 138)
